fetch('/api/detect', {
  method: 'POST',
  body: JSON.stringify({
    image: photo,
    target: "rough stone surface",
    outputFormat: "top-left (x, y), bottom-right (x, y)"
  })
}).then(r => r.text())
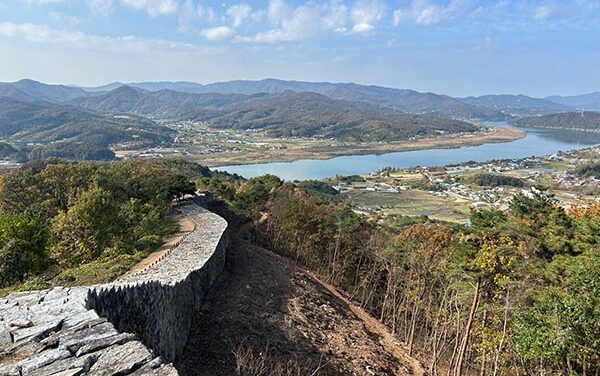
top-left (0, 201), bottom-right (228, 376)
top-left (50, 369), bottom-right (85, 376)
top-left (130, 364), bottom-right (179, 376)
top-left (34, 351), bottom-right (99, 376)
top-left (88, 341), bottom-right (153, 376)
top-left (20, 348), bottom-right (72, 375)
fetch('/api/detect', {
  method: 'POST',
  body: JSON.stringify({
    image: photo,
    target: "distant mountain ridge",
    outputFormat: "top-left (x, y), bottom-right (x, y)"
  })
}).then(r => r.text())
top-left (75, 78), bottom-right (597, 118)
top-left (69, 85), bottom-right (247, 118)
top-left (0, 78), bottom-right (597, 161)
top-left (194, 90), bottom-right (481, 141)
top-left (67, 86), bottom-right (479, 141)
top-left (461, 94), bottom-right (570, 115)
top-left (510, 111), bottom-right (600, 130)
top-left (3, 78), bottom-right (596, 118)
top-left (545, 92), bottom-right (600, 111)
top-left (80, 79), bottom-right (507, 119)
top-left (0, 79), bottom-right (88, 103)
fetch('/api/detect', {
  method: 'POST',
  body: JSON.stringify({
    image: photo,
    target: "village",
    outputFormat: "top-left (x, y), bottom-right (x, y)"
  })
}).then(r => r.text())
top-left (335, 147), bottom-right (600, 223)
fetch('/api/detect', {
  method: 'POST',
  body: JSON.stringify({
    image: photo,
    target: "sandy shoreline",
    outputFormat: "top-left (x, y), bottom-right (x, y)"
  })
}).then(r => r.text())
top-left (196, 126), bottom-right (526, 168)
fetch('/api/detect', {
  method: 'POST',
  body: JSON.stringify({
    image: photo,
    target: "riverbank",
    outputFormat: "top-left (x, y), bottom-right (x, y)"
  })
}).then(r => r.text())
top-left (197, 126), bottom-right (525, 168)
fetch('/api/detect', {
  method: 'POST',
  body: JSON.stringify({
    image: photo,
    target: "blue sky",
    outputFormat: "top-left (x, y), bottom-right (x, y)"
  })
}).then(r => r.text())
top-left (0, 0), bottom-right (599, 96)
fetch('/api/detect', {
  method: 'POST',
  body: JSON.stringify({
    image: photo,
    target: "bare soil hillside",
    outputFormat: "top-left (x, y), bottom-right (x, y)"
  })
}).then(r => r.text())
top-left (175, 205), bottom-right (424, 376)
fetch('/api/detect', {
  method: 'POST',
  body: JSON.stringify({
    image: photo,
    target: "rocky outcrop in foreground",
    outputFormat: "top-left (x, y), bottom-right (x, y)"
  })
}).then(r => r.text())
top-left (0, 202), bottom-right (228, 376)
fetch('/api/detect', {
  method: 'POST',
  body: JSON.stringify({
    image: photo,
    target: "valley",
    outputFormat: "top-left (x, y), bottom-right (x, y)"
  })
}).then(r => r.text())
top-left (3, 1), bottom-right (600, 373)
top-left (2, 78), bottom-right (600, 376)
top-left (0, 78), bottom-right (597, 170)
top-left (119, 120), bottom-right (523, 167)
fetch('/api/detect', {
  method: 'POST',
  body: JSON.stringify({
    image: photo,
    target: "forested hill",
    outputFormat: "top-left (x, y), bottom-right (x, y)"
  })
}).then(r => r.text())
top-left (0, 79), bottom-right (88, 103)
top-left (510, 111), bottom-right (600, 129)
top-left (2, 159), bottom-right (600, 374)
top-left (198, 91), bottom-right (480, 141)
top-left (67, 86), bottom-right (480, 142)
top-left (70, 86), bottom-right (478, 141)
top-left (82, 79), bottom-right (597, 118)
top-left (461, 94), bottom-right (570, 115)
top-left (219, 174), bottom-right (600, 376)
top-left (68, 85), bottom-right (246, 118)
top-left (0, 98), bottom-right (173, 160)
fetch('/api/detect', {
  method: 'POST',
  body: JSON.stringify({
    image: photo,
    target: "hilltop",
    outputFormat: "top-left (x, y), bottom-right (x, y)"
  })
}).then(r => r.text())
top-left (68, 85), bottom-right (245, 118)
top-left (0, 79), bottom-right (88, 103)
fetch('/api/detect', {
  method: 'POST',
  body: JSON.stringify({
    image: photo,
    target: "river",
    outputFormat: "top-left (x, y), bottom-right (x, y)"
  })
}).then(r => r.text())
top-left (216, 123), bottom-right (600, 180)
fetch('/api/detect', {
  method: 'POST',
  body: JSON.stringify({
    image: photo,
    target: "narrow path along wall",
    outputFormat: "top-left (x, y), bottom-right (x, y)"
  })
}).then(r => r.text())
top-left (0, 200), bottom-right (228, 376)
top-left (88, 202), bottom-right (229, 363)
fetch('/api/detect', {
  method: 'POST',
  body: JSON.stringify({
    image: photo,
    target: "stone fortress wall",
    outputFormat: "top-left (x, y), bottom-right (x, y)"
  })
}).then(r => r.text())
top-left (0, 200), bottom-right (228, 376)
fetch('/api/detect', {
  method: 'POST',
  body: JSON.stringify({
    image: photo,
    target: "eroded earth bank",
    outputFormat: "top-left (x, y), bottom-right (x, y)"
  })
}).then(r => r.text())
top-left (177, 203), bottom-right (424, 376)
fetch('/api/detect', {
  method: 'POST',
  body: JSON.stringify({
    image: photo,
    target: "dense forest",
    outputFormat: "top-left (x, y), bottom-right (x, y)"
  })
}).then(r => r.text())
top-left (574, 162), bottom-right (600, 178)
top-left (462, 172), bottom-right (525, 187)
top-left (0, 159), bottom-right (201, 290)
top-left (2, 159), bottom-right (599, 375)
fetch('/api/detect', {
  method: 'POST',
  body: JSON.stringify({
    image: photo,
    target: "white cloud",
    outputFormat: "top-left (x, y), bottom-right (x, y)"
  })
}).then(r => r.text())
top-left (350, 0), bottom-right (385, 34)
top-left (120, 0), bottom-right (178, 17)
top-left (390, 0), bottom-right (600, 29)
top-left (87, 0), bottom-right (114, 16)
top-left (238, 0), bottom-right (349, 43)
top-left (267, 0), bottom-right (290, 25)
top-left (351, 22), bottom-right (373, 33)
top-left (0, 21), bottom-right (242, 86)
top-left (49, 11), bottom-right (81, 29)
top-left (21, 0), bottom-right (66, 5)
top-left (178, 0), bottom-right (214, 32)
top-left (533, 5), bottom-right (552, 20)
top-left (393, 0), bottom-right (467, 26)
top-left (0, 21), bottom-right (219, 54)
top-left (201, 26), bottom-right (235, 40)
top-left (227, 3), bottom-right (252, 27)
top-left (0, 22), bottom-right (86, 43)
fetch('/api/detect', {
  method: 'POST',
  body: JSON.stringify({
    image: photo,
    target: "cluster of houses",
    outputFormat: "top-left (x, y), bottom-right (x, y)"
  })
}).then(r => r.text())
top-left (344, 148), bottom-right (600, 216)
top-left (332, 182), bottom-right (403, 194)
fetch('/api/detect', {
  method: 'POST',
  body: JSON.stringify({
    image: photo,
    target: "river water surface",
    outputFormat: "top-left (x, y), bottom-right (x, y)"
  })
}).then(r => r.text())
top-left (217, 123), bottom-right (600, 180)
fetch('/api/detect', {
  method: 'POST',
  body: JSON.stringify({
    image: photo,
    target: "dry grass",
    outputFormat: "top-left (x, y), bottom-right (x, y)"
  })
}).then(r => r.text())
top-left (233, 344), bottom-right (325, 376)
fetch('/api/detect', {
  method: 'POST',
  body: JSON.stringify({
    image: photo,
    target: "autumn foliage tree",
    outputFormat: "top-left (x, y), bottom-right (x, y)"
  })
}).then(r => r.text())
top-left (234, 179), bottom-right (600, 376)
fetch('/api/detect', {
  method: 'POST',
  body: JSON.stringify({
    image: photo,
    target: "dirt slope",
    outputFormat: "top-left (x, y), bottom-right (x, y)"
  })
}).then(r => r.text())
top-left (175, 206), bottom-right (424, 376)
